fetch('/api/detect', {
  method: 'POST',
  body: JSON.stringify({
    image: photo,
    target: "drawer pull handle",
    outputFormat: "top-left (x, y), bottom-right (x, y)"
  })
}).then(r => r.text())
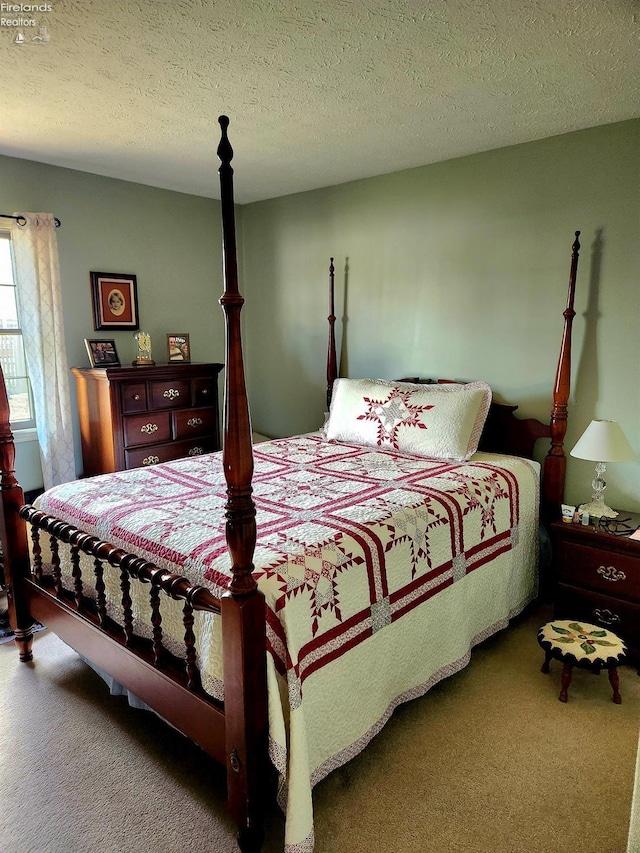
top-left (133, 394), bottom-right (140, 401)
top-left (142, 455), bottom-right (160, 466)
top-left (201, 389), bottom-right (209, 396)
top-left (187, 417), bottom-right (203, 427)
top-left (592, 608), bottom-right (621, 626)
top-left (188, 446), bottom-right (204, 456)
top-left (140, 423), bottom-right (159, 435)
top-left (163, 388), bottom-right (180, 400)
top-left (597, 565), bottom-right (626, 582)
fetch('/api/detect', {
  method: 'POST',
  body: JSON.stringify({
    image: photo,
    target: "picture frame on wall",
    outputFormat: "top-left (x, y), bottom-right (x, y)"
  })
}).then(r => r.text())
top-left (85, 338), bottom-right (120, 368)
top-left (167, 333), bottom-right (190, 363)
top-left (90, 271), bottom-right (139, 330)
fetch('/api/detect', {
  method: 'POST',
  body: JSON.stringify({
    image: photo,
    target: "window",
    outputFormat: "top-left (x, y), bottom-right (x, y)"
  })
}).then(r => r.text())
top-left (0, 232), bottom-right (35, 429)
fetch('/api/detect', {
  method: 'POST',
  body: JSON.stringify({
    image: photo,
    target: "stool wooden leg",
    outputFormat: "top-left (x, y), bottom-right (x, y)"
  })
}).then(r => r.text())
top-left (559, 662), bottom-right (572, 702)
top-left (608, 667), bottom-right (622, 704)
top-left (541, 649), bottom-right (553, 674)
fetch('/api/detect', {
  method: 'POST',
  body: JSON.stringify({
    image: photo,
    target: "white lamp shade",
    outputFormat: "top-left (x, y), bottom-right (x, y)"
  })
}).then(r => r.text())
top-left (570, 419), bottom-right (636, 463)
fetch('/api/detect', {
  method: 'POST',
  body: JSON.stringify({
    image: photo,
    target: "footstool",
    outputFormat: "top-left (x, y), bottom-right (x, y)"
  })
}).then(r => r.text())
top-left (537, 619), bottom-right (626, 704)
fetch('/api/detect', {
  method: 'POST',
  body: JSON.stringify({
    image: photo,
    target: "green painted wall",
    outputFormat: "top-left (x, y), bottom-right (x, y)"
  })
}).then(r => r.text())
top-left (0, 155), bottom-right (226, 484)
top-left (241, 119), bottom-right (640, 513)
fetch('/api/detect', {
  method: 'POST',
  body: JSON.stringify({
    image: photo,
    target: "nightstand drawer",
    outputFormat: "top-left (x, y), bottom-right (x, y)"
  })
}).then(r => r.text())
top-left (555, 582), bottom-right (640, 654)
top-left (556, 540), bottom-right (640, 603)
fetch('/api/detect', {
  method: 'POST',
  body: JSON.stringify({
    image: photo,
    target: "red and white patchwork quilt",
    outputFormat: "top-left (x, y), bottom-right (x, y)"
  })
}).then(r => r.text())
top-left (36, 434), bottom-right (539, 853)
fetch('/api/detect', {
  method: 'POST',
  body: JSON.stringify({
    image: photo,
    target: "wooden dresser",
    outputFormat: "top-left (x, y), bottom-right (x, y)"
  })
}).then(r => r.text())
top-left (550, 512), bottom-right (640, 662)
top-left (72, 363), bottom-right (224, 476)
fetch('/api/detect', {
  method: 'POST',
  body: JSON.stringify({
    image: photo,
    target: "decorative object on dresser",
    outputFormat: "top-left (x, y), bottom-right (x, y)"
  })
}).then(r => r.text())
top-left (133, 331), bottom-right (155, 366)
top-left (84, 338), bottom-right (120, 368)
top-left (167, 333), bottom-right (190, 363)
top-left (550, 510), bottom-right (640, 663)
top-left (569, 419), bottom-right (636, 518)
top-left (90, 271), bottom-right (139, 331)
top-left (71, 362), bottom-right (223, 476)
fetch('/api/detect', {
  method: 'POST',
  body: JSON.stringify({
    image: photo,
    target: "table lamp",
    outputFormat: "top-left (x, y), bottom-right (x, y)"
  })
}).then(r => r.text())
top-left (570, 419), bottom-right (636, 518)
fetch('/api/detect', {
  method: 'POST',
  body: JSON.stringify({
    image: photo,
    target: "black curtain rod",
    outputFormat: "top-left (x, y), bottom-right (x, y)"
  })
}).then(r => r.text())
top-left (0, 213), bottom-right (61, 227)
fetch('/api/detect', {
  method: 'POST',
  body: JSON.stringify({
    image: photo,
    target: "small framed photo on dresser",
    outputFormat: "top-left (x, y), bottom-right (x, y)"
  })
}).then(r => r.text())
top-left (167, 333), bottom-right (190, 363)
top-left (85, 338), bottom-right (120, 368)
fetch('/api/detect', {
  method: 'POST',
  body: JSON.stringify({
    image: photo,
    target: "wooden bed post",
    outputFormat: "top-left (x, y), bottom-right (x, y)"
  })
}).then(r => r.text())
top-left (216, 116), bottom-right (268, 853)
top-left (326, 257), bottom-right (337, 410)
top-left (543, 230), bottom-right (581, 520)
top-left (0, 363), bottom-right (34, 661)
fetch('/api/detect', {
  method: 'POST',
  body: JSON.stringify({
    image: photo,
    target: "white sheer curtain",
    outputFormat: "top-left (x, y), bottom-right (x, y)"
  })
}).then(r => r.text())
top-left (10, 213), bottom-right (76, 489)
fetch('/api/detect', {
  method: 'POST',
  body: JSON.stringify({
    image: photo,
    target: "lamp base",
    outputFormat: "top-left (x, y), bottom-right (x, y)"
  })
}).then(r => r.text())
top-left (578, 500), bottom-right (618, 519)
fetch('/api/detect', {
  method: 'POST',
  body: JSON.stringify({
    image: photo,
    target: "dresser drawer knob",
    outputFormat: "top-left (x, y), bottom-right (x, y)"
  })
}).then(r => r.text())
top-left (597, 565), bottom-right (626, 582)
top-left (188, 446), bottom-right (204, 456)
top-left (140, 422), bottom-right (159, 435)
top-left (163, 388), bottom-right (180, 400)
top-left (187, 417), bottom-right (203, 427)
top-left (133, 393), bottom-right (140, 401)
top-left (201, 389), bottom-right (209, 396)
top-left (142, 455), bottom-right (160, 466)
top-left (592, 608), bottom-right (621, 626)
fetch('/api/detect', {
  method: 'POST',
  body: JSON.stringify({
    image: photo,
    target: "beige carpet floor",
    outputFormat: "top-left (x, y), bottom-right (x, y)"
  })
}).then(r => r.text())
top-left (1, 601), bottom-right (638, 853)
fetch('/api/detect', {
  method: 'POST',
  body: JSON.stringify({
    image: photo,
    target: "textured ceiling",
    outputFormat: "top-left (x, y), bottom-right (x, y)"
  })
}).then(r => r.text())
top-left (1, 0), bottom-right (639, 203)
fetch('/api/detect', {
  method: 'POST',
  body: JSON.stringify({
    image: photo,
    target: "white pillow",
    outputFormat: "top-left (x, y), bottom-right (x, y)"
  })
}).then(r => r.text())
top-left (325, 378), bottom-right (492, 461)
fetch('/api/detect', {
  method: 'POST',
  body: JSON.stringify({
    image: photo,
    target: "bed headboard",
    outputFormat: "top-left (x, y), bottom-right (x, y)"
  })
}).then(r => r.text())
top-left (324, 232), bottom-right (581, 520)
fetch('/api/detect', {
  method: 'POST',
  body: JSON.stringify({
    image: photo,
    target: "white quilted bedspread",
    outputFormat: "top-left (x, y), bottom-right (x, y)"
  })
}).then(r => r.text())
top-left (36, 435), bottom-right (539, 852)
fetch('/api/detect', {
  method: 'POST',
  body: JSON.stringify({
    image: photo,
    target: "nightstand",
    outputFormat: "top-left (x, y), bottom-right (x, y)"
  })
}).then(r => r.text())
top-left (550, 512), bottom-right (640, 663)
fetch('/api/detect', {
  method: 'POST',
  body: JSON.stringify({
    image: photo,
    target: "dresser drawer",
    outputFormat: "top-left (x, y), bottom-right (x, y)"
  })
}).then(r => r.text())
top-left (172, 407), bottom-right (215, 440)
top-left (193, 375), bottom-right (216, 406)
top-left (125, 437), bottom-right (215, 469)
top-left (120, 382), bottom-right (148, 413)
top-left (556, 540), bottom-right (640, 603)
top-left (123, 412), bottom-right (171, 447)
top-left (555, 582), bottom-right (640, 653)
top-left (149, 379), bottom-right (191, 410)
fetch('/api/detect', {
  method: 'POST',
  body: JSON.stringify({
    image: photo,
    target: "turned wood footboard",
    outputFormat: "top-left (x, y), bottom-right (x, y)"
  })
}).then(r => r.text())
top-left (20, 504), bottom-right (229, 758)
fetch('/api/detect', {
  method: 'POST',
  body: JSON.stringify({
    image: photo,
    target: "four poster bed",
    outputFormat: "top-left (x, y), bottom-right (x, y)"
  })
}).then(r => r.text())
top-left (0, 117), bottom-right (580, 853)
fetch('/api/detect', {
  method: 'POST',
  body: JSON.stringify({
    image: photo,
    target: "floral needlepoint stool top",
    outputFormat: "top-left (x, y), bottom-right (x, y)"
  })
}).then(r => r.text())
top-left (537, 619), bottom-right (626, 704)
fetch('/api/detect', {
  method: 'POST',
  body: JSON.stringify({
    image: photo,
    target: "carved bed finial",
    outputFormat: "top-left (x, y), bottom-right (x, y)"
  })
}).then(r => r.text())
top-left (217, 115), bottom-right (233, 172)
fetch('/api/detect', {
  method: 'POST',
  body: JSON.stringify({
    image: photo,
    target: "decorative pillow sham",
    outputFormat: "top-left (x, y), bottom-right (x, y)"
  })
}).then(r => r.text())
top-left (325, 378), bottom-right (492, 461)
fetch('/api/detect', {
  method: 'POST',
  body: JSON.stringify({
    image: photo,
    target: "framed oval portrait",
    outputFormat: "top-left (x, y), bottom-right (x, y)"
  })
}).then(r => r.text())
top-left (91, 271), bottom-right (139, 330)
